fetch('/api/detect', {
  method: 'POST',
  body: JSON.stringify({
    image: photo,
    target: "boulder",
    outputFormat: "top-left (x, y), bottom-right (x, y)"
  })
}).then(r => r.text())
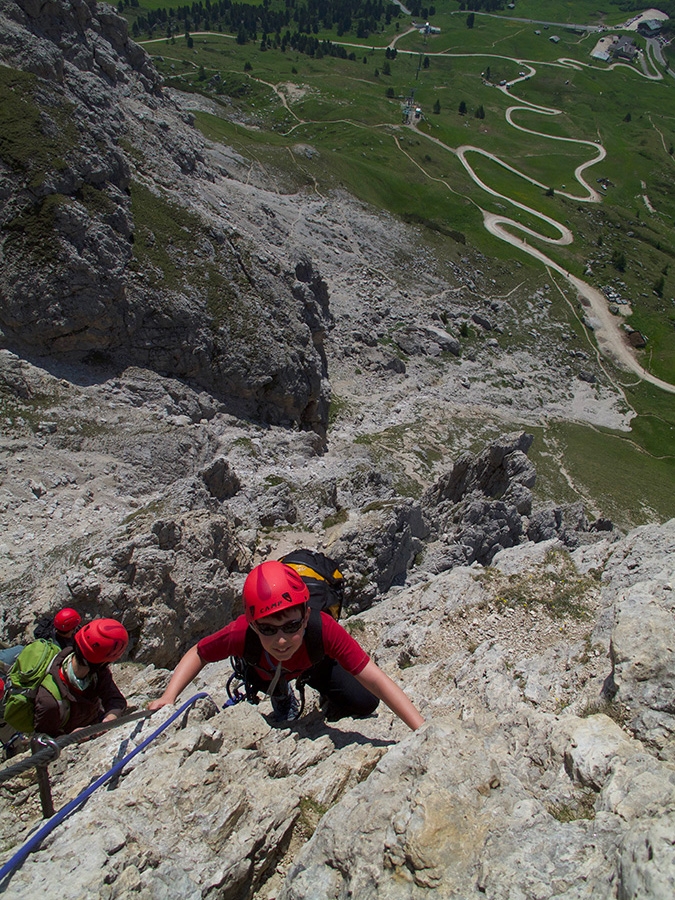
top-left (200, 457), bottom-right (241, 501)
top-left (423, 432), bottom-right (535, 507)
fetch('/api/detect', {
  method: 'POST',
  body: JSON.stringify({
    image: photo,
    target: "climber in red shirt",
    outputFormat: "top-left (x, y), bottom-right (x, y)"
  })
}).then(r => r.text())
top-left (149, 560), bottom-right (424, 730)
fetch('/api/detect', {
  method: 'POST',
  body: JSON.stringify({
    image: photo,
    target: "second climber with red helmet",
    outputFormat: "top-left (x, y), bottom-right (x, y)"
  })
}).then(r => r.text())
top-left (33, 606), bottom-right (83, 651)
top-left (33, 618), bottom-right (129, 737)
top-left (149, 560), bottom-right (425, 730)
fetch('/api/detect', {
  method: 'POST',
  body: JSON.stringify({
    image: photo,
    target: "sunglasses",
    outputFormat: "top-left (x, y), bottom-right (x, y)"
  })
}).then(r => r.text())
top-left (255, 618), bottom-right (305, 637)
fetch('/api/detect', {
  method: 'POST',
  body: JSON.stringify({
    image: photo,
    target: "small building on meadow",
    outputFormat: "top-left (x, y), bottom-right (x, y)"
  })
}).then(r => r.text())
top-left (591, 35), bottom-right (615, 61)
top-left (613, 37), bottom-right (638, 60)
top-left (638, 19), bottom-right (664, 37)
top-left (418, 22), bottom-right (440, 35)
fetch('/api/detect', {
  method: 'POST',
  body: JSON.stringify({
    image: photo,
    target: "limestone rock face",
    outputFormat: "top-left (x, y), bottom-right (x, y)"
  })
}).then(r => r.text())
top-left (602, 520), bottom-right (675, 760)
top-left (420, 432), bottom-right (536, 570)
top-left (416, 433), bottom-right (614, 580)
top-left (424, 431), bottom-right (536, 507)
top-left (0, 0), bottom-right (330, 435)
top-left (0, 405), bottom-right (616, 659)
top-left (200, 457), bottom-right (241, 502)
top-left (53, 511), bottom-right (251, 666)
top-left (331, 500), bottom-right (430, 611)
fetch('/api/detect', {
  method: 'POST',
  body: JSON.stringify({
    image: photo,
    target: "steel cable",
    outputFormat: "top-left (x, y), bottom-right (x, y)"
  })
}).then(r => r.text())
top-left (0, 692), bottom-right (211, 887)
top-left (0, 709), bottom-right (155, 782)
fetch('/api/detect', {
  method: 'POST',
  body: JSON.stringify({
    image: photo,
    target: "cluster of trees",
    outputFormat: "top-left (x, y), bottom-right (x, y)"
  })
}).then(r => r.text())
top-left (456, 100), bottom-right (484, 117)
top-left (458, 0), bottom-right (506, 10)
top-left (124, 0), bottom-right (400, 42)
top-left (272, 34), bottom-right (353, 57)
top-left (616, 0), bottom-right (674, 15)
top-left (407, 3), bottom-right (436, 17)
top-left (421, 99), bottom-right (487, 116)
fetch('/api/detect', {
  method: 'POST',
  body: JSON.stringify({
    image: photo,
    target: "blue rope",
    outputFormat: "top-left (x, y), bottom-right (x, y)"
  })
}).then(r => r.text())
top-left (0, 692), bottom-right (211, 887)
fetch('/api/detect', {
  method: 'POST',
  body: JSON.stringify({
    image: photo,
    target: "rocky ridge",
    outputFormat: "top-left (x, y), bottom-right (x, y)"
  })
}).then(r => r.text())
top-left (0, 0), bottom-right (332, 435)
top-left (0, 352), bottom-right (611, 665)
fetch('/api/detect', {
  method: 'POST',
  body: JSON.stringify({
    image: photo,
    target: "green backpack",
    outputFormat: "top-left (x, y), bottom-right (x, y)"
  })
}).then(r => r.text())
top-left (1, 640), bottom-right (63, 733)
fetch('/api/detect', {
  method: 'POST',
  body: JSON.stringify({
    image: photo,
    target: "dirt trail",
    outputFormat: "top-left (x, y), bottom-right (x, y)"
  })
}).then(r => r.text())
top-left (139, 28), bottom-right (673, 393)
top-left (402, 59), bottom-right (675, 392)
top-left (480, 212), bottom-right (675, 391)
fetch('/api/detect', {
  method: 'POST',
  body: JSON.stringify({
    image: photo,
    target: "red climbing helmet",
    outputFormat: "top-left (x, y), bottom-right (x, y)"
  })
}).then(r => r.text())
top-left (75, 618), bottom-right (129, 665)
top-left (54, 607), bottom-right (82, 633)
top-left (243, 560), bottom-right (310, 623)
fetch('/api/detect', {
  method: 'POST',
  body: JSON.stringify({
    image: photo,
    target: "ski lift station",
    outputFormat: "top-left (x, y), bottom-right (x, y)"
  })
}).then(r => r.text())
top-left (402, 99), bottom-right (422, 124)
top-left (411, 21), bottom-right (441, 35)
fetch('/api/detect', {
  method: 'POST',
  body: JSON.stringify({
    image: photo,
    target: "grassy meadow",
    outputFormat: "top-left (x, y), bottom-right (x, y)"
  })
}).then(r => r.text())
top-left (120, 0), bottom-right (675, 524)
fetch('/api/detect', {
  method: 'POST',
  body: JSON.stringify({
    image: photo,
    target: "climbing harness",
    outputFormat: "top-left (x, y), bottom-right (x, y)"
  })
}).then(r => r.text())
top-left (0, 692), bottom-right (211, 887)
top-left (225, 655), bottom-right (313, 719)
top-left (225, 653), bottom-right (289, 708)
top-left (226, 607), bottom-right (328, 720)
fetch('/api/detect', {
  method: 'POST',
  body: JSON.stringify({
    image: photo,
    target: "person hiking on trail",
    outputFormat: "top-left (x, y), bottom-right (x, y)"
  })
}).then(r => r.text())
top-left (149, 560), bottom-right (425, 730)
top-left (34, 607), bottom-right (82, 650)
top-left (33, 619), bottom-right (129, 737)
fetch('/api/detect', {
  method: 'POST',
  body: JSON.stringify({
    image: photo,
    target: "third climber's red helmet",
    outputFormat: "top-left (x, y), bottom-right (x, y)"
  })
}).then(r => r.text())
top-left (54, 607), bottom-right (82, 633)
top-left (243, 560), bottom-right (309, 623)
top-left (75, 618), bottom-right (129, 665)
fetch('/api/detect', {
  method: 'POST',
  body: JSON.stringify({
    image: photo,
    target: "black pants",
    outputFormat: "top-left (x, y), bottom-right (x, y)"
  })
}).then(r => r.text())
top-left (248, 657), bottom-right (379, 719)
top-left (304, 657), bottom-right (379, 718)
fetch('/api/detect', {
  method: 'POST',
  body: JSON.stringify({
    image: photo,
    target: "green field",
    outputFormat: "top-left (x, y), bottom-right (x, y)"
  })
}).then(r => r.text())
top-left (119, 0), bottom-right (675, 523)
top-left (139, 16), bottom-right (675, 313)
